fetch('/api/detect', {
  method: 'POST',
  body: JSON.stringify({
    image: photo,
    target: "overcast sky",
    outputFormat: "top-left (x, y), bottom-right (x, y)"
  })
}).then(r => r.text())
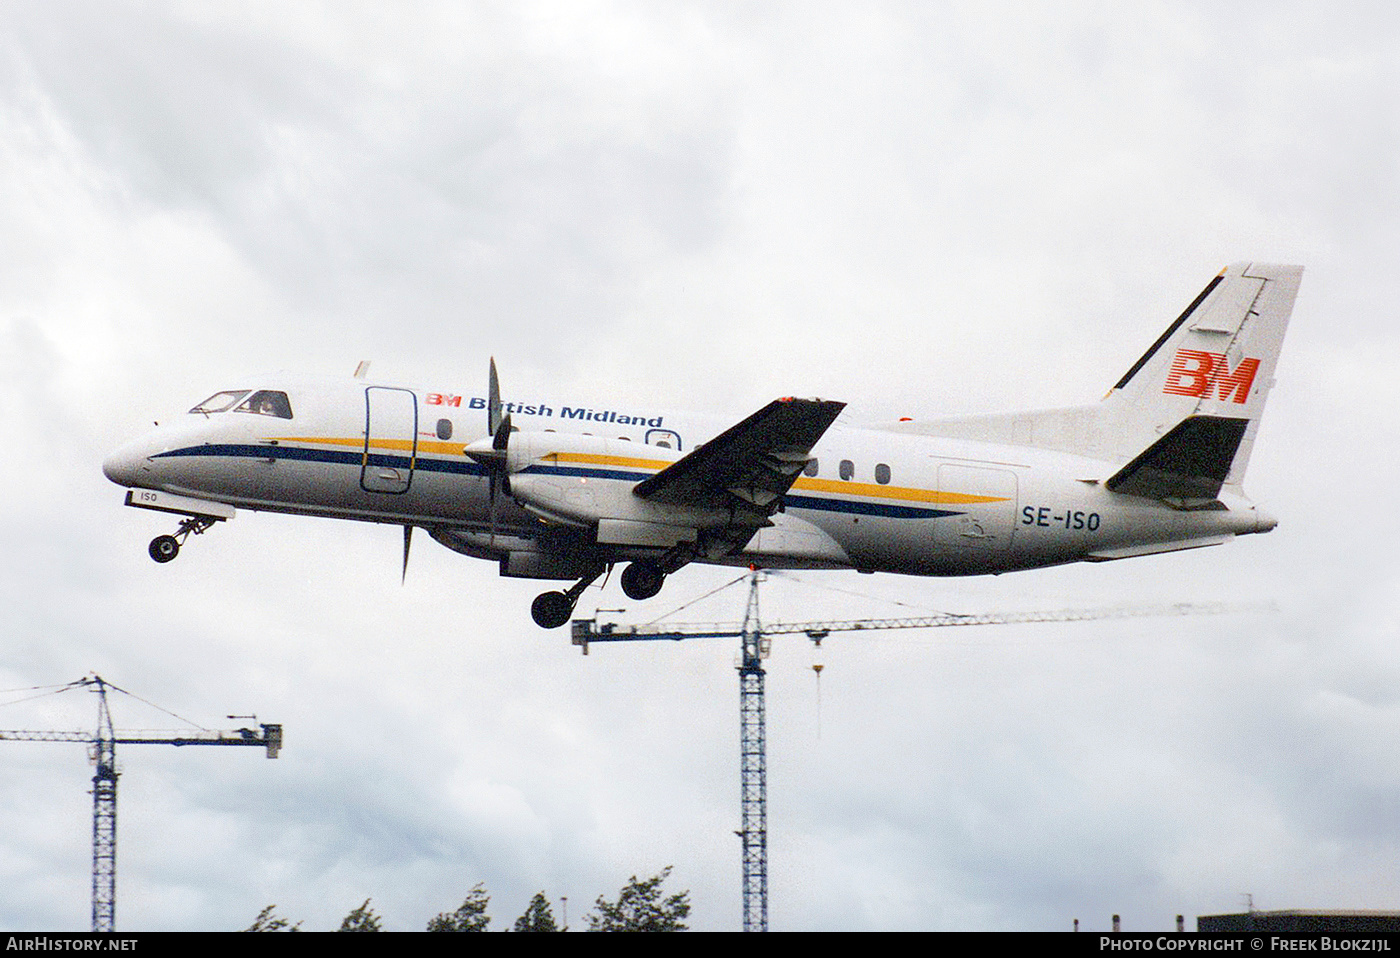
top-left (2, 0), bottom-right (1400, 932)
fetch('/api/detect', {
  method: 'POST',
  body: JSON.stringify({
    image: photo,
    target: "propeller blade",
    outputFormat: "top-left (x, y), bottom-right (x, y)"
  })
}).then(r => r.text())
top-left (488, 357), bottom-right (503, 438)
top-left (482, 358), bottom-right (513, 547)
top-left (401, 525), bottom-right (412, 584)
top-left (493, 412), bottom-right (512, 451)
top-left (489, 474), bottom-right (498, 546)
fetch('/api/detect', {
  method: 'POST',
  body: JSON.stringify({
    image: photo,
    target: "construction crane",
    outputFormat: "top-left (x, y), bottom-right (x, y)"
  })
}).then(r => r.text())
top-left (570, 571), bottom-right (1265, 932)
top-left (0, 675), bottom-right (281, 932)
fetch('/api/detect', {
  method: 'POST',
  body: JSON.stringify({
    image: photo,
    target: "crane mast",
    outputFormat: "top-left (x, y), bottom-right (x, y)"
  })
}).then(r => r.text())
top-left (737, 573), bottom-right (767, 934)
top-left (92, 678), bottom-right (117, 934)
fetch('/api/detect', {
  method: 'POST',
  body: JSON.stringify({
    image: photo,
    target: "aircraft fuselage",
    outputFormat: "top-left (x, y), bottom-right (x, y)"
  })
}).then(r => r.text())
top-left (104, 375), bottom-right (1270, 580)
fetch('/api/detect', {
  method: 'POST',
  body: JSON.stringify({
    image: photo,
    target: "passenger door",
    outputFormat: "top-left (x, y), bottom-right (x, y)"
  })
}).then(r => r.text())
top-left (361, 387), bottom-right (418, 494)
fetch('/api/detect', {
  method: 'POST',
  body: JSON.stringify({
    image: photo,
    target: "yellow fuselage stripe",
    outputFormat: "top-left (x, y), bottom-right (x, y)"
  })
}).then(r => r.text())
top-left (273, 440), bottom-right (1011, 505)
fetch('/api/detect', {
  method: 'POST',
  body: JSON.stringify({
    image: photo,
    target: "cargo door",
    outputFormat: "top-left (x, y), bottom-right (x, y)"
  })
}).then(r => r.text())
top-left (933, 464), bottom-right (1017, 553)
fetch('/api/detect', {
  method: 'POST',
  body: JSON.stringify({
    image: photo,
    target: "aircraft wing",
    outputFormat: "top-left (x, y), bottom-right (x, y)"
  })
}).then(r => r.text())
top-left (633, 398), bottom-right (846, 514)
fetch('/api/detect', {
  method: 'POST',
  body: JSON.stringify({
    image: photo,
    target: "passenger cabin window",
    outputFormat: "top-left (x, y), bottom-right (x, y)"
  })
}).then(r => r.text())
top-left (189, 390), bottom-right (250, 414)
top-left (803, 459), bottom-right (819, 477)
top-left (839, 459), bottom-right (854, 481)
top-left (436, 418), bottom-right (453, 440)
top-left (235, 390), bottom-right (293, 419)
top-left (875, 463), bottom-right (891, 485)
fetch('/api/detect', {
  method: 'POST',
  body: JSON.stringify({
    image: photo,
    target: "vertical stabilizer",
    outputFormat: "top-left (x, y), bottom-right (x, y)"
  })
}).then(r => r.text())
top-left (885, 263), bottom-right (1301, 492)
top-left (1104, 262), bottom-right (1302, 486)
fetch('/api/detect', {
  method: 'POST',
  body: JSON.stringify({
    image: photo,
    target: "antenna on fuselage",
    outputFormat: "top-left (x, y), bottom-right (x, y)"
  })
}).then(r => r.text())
top-left (353, 360), bottom-right (371, 379)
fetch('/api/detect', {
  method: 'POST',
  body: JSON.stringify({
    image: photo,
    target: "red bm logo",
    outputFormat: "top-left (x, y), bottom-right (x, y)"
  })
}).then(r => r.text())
top-left (1162, 349), bottom-right (1260, 404)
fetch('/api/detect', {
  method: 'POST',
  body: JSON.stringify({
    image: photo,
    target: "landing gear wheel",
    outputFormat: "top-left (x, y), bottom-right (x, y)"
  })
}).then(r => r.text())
top-left (621, 561), bottom-right (665, 600)
top-left (531, 562), bottom-right (605, 629)
top-left (531, 591), bottom-right (575, 629)
top-left (149, 535), bottom-right (180, 563)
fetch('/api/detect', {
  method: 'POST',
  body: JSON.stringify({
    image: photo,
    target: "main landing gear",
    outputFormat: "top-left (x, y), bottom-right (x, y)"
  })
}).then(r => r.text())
top-left (531, 563), bottom-right (607, 630)
top-left (147, 516), bottom-right (217, 563)
top-left (620, 560), bottom-right (666, 601)
top-left (531, 560), bottom-right (671, 629)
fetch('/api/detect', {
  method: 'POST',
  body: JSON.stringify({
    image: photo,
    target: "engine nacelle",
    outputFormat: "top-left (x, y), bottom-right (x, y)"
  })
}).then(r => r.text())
top-left (498, 432), bottom-right (730, 546)
top-left (429, 527), bottom-right (602, 580)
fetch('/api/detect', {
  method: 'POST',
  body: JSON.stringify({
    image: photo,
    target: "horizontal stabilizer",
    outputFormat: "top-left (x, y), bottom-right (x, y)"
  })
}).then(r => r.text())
top-left (1106, 415), bottom-right (1248, 501)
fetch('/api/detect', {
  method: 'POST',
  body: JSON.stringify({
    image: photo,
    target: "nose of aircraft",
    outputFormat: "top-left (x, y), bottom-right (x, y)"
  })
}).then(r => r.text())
top-left (103, 437), bottom-right (153, 488)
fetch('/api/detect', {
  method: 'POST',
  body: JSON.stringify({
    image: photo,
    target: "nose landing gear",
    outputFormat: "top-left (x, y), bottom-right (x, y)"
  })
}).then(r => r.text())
top-left (148, 535), bottom-right (180, 563)
top-left (147, 516), bottom-right (217, 563)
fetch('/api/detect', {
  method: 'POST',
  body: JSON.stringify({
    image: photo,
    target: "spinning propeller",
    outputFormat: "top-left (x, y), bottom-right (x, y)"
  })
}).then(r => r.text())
top-left (405, 358), bottom-right (514, 584)
top-left (463, 358), bottom-right (514, 541)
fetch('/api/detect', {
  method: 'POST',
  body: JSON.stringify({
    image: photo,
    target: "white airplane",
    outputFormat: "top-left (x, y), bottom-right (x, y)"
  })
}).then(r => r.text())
top-left (104, 263), bottom-right (1301, 629)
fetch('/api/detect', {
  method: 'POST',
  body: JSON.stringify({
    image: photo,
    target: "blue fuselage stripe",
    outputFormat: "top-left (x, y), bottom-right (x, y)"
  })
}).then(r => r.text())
top-left (154, 445), bottom-right (961, 520)
top-left (518, 464), bottom-right (648, 482)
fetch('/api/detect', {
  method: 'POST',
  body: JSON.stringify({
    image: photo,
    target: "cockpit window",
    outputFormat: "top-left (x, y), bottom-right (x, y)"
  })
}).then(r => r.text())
top-left (234, 390), bottom-right (294, 419)
top-left (189, 390), bottom-right (251, 414)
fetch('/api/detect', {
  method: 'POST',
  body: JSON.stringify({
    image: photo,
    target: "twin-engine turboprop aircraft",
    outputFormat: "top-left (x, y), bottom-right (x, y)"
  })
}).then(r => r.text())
top-left (104, 263), bottom-right (1301, 628)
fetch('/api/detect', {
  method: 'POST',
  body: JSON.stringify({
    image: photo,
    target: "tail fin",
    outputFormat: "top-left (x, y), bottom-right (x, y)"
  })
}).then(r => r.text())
top-left (889, 262), bottom-right (1302, 494)
top-left (1103, 262), bottom-right (1302, 489)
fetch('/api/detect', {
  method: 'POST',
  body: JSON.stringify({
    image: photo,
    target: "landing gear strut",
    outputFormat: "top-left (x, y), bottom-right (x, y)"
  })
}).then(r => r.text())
top-left (147, 516), bottom-right (216, 564)
top-left (531, 563), bottom-right (607, 629)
